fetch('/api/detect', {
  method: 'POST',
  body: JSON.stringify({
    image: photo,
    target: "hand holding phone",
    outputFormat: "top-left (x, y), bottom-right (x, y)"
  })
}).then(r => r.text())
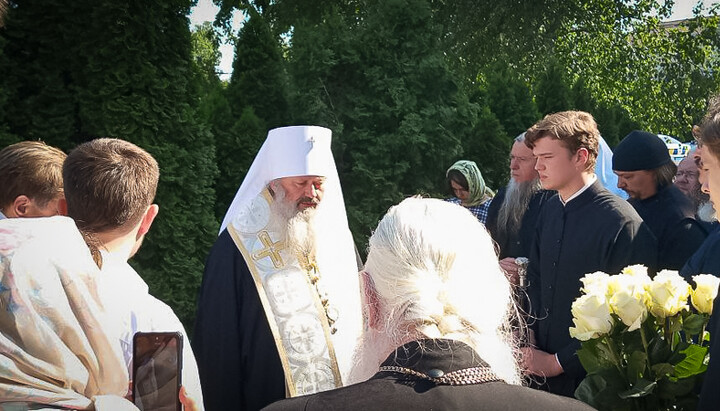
top-left (133, 332), bottom-right (183, 411)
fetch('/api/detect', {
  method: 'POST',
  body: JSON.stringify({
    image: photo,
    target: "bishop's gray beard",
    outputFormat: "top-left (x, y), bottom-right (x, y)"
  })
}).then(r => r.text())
top-left (267, 188), bottom-right (319, 259)
top-left (496, 178), bottom-right (541, 239)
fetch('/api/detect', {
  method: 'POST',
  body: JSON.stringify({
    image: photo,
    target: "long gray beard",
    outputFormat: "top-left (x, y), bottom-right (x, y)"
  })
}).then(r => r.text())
top-left (286, 209), bottom-right (318, 259)
top-left (496, 178), bottom-right (541, 238)
top-left (697, 201), bottom-right (717, 223)
top-left (267, 189), bottom-right (319, 259)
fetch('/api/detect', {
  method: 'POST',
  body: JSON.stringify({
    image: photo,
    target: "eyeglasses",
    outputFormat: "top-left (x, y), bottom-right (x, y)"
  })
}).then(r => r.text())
top-left (676, 171), bottom-right (699, 179)
top-left (510, 155), bottom-right (534, 162)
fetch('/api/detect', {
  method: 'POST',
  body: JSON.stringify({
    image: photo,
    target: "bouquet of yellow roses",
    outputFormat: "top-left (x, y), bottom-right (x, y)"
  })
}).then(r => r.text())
top-left (570, 265), bottom-right (720, 410)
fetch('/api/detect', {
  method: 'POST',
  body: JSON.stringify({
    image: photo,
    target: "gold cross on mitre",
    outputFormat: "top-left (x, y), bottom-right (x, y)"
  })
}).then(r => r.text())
top-left (252, 231), bottom-right (287, 268)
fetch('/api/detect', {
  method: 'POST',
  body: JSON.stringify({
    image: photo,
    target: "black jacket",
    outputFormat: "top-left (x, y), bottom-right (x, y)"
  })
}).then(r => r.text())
top-left (263, 339), bottom-right (594, 410)
top-left (527, 181), bottom-right (657, 397)
top-left (628, 185), bottom-right (707, 270)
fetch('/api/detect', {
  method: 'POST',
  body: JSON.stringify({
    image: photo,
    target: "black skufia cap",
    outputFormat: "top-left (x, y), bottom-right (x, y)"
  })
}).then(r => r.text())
top-left (612, 130), bottom-right (671, 171)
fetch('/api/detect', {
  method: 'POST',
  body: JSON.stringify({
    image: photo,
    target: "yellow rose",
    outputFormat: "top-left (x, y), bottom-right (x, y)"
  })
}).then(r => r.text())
top-left (569, 293), bottom-right (614, 341)
top-left (647, 270), bottom-right (691, 319)
top-left (608, 274), bottom-right (648, 331)
top-left (691, 274), bottom-right (720, 314)
top-left (580, 271), bottom-right (611, 296)
top-left (621, 265), bottom-right (651, 284)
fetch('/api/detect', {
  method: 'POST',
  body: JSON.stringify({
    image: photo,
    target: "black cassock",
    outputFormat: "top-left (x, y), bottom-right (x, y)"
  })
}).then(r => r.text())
top-left (263, 339), bottom-right (594, 411)
top-left (485, 187), bottom-right (553, 259)
top-left (527, 181), bottom-right (658, 397)
top-left (193, 229), bottom-right (285, 411)
top-left (682, 226), bottom-right (720, 411)
top-left (628, 185), bottom-right (707, 270)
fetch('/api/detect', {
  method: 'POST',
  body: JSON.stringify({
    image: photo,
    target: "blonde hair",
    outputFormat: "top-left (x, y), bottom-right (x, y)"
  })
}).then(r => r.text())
top-left (364, 197), bottom-right (522, 384)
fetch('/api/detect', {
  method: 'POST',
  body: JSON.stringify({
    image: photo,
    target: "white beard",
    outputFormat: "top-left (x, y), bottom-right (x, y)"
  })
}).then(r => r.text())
top-left (267, 188), bottom-right (320, 259)
top-left (496, 178), bottom-right (541, 238)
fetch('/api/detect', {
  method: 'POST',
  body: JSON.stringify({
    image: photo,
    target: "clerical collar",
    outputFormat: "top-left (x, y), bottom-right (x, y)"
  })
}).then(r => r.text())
top-left (560, 174), bottom-right (597, 206)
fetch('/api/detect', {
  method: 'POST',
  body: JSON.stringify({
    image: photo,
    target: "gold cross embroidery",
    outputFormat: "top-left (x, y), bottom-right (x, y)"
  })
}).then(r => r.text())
top-left (252, 231), bottom-right (287, 268)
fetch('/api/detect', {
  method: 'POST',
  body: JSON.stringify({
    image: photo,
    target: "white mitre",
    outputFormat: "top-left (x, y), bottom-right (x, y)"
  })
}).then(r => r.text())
top-left (220, 125), bottom-right (363, 387)
top-left (221, 126), bottom-right (340, 232)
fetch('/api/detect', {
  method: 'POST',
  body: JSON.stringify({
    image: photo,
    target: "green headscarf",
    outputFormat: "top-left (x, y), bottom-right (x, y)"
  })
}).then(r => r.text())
top-left (446, 160), bottom-right (494, 206)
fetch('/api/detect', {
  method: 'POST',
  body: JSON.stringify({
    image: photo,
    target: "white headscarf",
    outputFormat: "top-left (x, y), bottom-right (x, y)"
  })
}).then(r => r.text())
top-left (219, 125), bottom-right (363, 384)
top-left (0, 216), bottom-right (137, 410)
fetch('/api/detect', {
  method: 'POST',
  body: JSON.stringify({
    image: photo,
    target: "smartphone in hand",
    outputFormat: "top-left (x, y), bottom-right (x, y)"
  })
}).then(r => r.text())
top-left (133, 332), bottom-right (183, 411)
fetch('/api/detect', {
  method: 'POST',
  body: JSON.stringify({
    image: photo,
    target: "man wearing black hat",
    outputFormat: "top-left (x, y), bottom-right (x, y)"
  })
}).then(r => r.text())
top-left (613, 130), bottom-right (707, 271)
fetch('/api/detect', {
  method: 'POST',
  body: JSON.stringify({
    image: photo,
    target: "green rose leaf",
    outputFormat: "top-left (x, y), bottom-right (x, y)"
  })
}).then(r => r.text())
top-left (575, 373), bottom-right (605, 408)
top-left (626, 351), bottom-right (647, 383)
top-left (674, 345), bottom-right (708, 378)
top-left (650, 363), bottom-right (674, 380)
top-left (682, 314), bottom-right (705, 336)
top-left (621, 329), bottom-right (644, 353)
top-left (578, 339), bottom-right (615, 373)
top-left (668, 315), bottom-right (683, 333)
top-left (575, 369), bottom-right (627, 410)
top-left (658, 375), bottom-right (696, 397)
top-left (618, 378), bottom-right (656, 399)
top-left (648, 335), bottom-right (671, 364)
top-left (668, 341), bottom-right (691, 365)
top-left (577, 345), bottom-right (602, 374)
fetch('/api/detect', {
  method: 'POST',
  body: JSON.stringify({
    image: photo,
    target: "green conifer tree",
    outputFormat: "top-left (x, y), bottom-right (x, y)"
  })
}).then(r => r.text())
top-left (483, 65), bottom-right (540, 138)
top-left (0, 1), bottom-right (82, 150)
top-left (216, 9), bottom-right (289, 218)
top-left (571, 76), bottom-right (640, 148)
top-left (1, 0), bottom-right (218, 328)
top-left (289, 0), bottom-right (477, 247)
top-left (227, 9), bottom-right (288, 129)
top-left (535, 58), bottom-right (572, 116)
top-left (0, 35), bottom-right (17, 146)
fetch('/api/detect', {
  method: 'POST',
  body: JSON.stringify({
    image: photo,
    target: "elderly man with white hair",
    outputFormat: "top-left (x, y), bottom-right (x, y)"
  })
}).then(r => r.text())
top-left (193, 126), bottom-right (363, 410)
top-left (263, 198), bottom-right (592, 410)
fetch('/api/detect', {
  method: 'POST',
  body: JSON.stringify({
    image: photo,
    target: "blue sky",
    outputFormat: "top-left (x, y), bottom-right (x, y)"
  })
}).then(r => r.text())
top-left (188, 0), bottom-right (713, 81)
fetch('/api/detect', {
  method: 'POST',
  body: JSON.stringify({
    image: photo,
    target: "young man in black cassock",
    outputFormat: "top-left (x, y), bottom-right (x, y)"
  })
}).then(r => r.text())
top-left (613, 130), bottom-right (707, 271)
top-left (521, 111), bottom-right (658, 398)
